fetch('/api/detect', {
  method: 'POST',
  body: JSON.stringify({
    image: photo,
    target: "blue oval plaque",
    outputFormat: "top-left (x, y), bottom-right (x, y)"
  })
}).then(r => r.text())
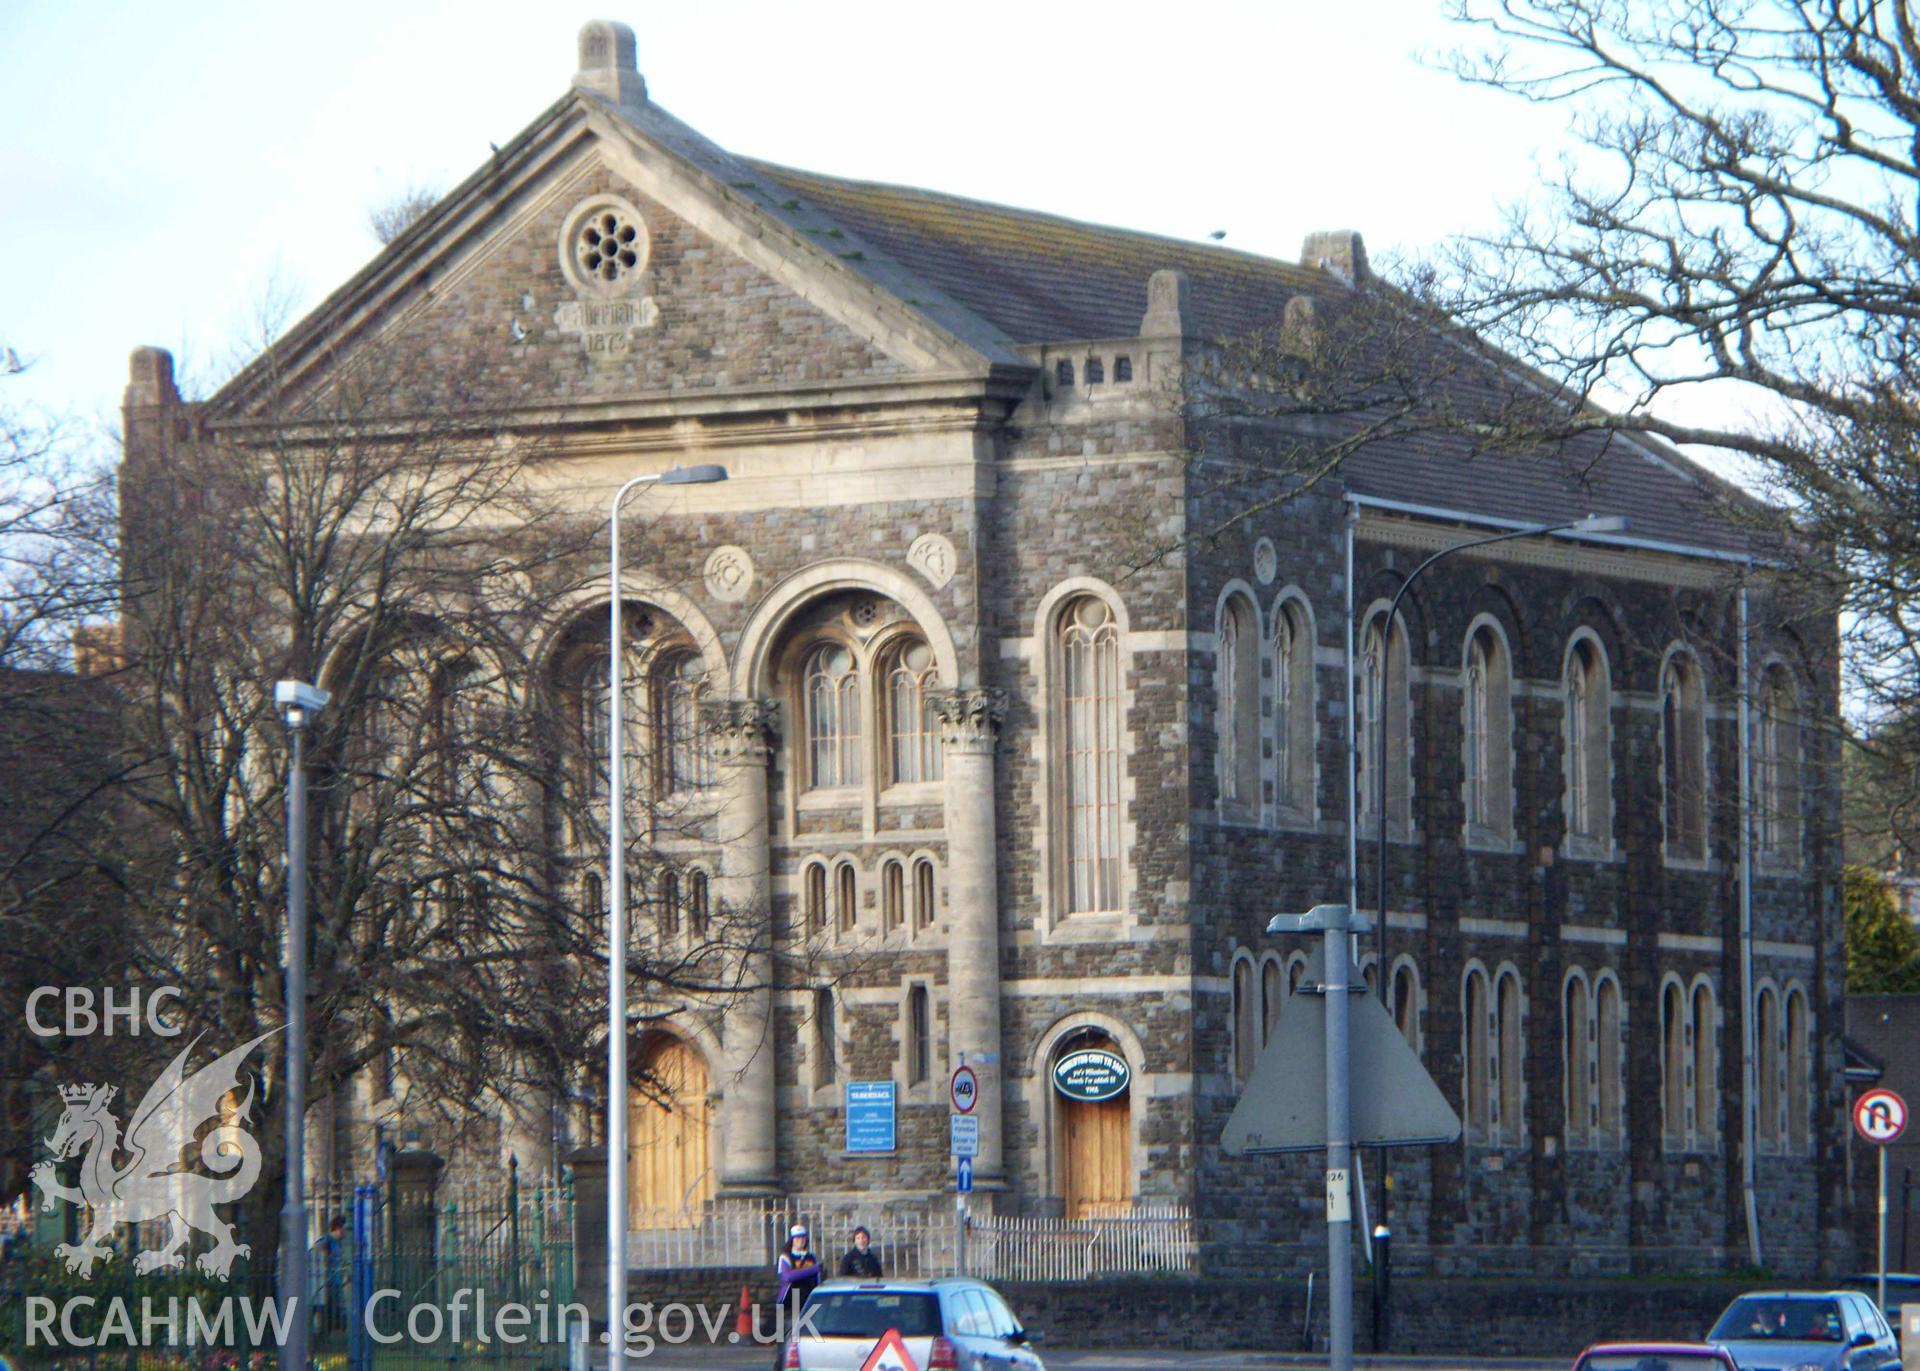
top-left (1052, 1048), bottom-right (1130, 1102)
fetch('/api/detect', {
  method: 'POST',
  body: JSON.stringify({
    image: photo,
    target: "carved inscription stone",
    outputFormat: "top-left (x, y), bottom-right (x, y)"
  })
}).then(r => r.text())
top-left (703, 545), bottom-right (755, 603)
top-left (554, 297), bottom-right (661, 358)
top-left (908, 532), bottom-right (958, 589)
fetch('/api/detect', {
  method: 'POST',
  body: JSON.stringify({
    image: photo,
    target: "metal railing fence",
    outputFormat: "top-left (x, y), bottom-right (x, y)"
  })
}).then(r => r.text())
top-left (626, 1197), bottom-right (1195, 1281)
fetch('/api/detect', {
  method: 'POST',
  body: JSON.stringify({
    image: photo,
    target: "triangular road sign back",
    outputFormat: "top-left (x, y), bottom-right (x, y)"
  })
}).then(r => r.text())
top-left (859, 1326), bottom-right (920, 1371)
top-left (1223, 945), bottom-right (1462, 1154)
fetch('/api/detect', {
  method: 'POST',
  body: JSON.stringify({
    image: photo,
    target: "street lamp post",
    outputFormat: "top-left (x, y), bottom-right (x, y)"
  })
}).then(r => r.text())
top-left (1363, 511), bottom-right (1626, 1339)
top-left (274, 678), bottom-right (331, 1371)
top-left (605, 464), bottom-right (725, 1371)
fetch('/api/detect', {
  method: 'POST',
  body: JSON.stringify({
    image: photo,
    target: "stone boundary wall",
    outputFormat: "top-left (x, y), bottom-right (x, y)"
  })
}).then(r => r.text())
top-left (616, 1268), bottom-right (1759, 1354)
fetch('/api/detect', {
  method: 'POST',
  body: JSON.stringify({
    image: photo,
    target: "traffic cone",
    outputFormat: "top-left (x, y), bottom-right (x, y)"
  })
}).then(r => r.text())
top-left (735, 1284), bottom-right (752, 1337)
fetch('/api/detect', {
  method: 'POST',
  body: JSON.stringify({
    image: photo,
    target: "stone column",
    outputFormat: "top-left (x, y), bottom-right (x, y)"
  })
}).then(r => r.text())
top-left (932, 688), bottom-right (1007, 1185)
top-left (709, 699), bottom-right (779, 1193)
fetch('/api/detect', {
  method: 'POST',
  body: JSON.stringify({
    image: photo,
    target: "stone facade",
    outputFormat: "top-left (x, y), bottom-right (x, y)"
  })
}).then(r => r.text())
top-left (1185, 493), bottom-right (1844, 1275)
top-left (120, 21), bottom-right (1849, 1278)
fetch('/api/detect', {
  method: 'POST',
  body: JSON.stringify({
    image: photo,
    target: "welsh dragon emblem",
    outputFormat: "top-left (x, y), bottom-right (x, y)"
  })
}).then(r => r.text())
top-left (30, 1031), bottom-right (278, 1279)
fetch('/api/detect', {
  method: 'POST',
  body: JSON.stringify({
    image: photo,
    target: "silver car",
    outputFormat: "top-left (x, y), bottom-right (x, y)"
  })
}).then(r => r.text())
top-left (1708, 1291), bottom-right (1901, 1371)
top-left (784, 1277), bottom-right (1045, 1371)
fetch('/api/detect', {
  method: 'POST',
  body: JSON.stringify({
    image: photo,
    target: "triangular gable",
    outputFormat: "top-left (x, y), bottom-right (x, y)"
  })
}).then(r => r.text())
top-left (207, 89), bottom-right (1027, 423)
top-left (580, 92), bottom-right (1029, 371)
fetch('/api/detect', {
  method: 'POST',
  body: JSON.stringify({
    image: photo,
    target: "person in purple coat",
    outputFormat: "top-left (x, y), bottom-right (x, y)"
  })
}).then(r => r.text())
top-left (775, 1224), bottom-right (823, 1309)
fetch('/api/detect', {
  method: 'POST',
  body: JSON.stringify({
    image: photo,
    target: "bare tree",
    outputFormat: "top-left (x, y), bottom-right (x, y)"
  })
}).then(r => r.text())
top-left (0, 354), bottom-right (142, 1198)
top-left (1434, 0), bottom-right (1920, 826)
top-left (108, 325), bottom-right (782, 1258)
top-left (367, 185), bottom-right (441, 247)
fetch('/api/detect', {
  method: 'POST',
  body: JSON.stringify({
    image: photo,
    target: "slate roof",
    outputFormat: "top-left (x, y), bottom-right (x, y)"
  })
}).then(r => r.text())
top-left (1339, 417), bottom-right (1760, 559)
top-left (747, 158), bottom-right (1768, 560)
top-left (749, 161), bottom-right (1327, 345)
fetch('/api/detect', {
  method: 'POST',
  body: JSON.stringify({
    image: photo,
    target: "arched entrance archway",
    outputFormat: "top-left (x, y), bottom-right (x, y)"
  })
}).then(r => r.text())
top-left (629, 1033), bottom-right (711, 1226)
top-left (1051, 1029), bottom-right (1133, 1218)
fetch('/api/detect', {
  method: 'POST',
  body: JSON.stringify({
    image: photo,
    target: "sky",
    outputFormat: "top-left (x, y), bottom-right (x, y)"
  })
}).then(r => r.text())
top-left (0, 0), bottom-right (1558, 451)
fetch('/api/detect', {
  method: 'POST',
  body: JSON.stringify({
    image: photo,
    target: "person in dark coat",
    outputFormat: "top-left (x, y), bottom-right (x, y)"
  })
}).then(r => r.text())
top-left (321, 1214), bottom-right (347, 1333)
top-left (838, 1225), bottom-right (882, 1278)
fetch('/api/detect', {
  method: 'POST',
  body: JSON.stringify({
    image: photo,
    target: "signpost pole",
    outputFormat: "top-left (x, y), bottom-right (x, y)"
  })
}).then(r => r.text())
top-left (953, 1055), bottom-right (975, 1278)
top-left (1324, 910), bottom-right (1353, 1371)
top-left (1882, 1145), bottom-right (1890, 1316)
top-left (1852, 1087), bottom-right (1907, 1317)
top-left (1233, 904), bottom-right (1388, 1371)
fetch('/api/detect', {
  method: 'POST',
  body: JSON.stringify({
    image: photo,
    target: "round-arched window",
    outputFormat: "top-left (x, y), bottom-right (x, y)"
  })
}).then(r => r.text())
top-left (805, 643), bottom-right (861, 787)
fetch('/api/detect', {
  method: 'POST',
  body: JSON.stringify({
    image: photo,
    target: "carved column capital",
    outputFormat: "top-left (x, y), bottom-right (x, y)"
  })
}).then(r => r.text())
top-left (705, 698), bottom-right (778, 766)
top-left (930, 687), bottom-right (1005, 755)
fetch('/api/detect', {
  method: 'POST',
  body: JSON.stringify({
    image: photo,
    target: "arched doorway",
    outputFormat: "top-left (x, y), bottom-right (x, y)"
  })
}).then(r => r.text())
top-left (1052, 1029), bottom-right (1133, 1218)
top-left (629, 1034), bottom-right (711, 1226)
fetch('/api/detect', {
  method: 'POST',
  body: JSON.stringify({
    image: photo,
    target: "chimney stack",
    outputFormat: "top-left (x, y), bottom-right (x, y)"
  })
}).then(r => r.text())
top-left (1300, 230), bottom-right (1370, 286)
top-left (574, 20), bottom-right (647, 107)
top-left (122, 346), bottom-right (179, 466)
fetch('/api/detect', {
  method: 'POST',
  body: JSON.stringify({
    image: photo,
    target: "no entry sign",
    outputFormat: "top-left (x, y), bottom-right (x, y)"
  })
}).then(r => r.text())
top-left (1855, 1088), bottom-right (1908, 1145)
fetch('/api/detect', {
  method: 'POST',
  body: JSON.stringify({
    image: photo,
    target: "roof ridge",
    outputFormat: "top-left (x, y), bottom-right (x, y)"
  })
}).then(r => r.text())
top-left (741, 156), bottom-right (1321, 278)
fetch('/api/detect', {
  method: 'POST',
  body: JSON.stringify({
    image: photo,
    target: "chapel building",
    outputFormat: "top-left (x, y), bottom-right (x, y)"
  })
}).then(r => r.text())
top-left (118, 21), bottom-right (1849, 1276)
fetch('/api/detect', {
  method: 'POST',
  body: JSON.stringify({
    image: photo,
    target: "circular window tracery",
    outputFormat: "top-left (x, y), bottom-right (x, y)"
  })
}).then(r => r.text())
top-left (580, 211), bottom-right (640, 282)
top-left (558, 195), bottom-right (652, 294)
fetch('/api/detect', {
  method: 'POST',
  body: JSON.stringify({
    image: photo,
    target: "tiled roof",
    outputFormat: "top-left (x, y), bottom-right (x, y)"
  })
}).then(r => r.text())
top-left (747, 159), bottom-right (1767, 559)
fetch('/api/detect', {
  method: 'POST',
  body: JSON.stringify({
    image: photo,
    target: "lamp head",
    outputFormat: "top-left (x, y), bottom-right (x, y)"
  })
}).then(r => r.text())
top-left (655, 464), bottom-right (728, 486)
top-left (275, 679), bottom-right (330, 728)
top-left (1265, 902), bottom-right (1370, 935)
top-left (1569, 514), bottom-right (1629, 534)
top-left (274, 680), bottom-right (331, 713)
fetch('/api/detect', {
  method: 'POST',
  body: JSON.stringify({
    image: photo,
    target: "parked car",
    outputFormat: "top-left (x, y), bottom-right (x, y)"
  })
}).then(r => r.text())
top-left (784, 1278), bottom-right (1045, 1370)
top-left (1572, 1343), bottom-right (1741, 1371)
top-left (1707, 1291), bottom-right (1901, 1371)
top-left (1839, 1274), bottom-right (1920, 1339)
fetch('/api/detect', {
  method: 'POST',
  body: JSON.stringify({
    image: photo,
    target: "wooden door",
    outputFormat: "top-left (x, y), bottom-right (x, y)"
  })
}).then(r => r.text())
top-left (1061, 1092), bottom-right (1132, 1218)
top-left (629, 1035), bottom-right (711, 1227)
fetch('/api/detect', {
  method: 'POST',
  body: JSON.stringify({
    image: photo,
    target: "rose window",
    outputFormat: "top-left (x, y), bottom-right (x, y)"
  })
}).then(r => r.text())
top-left (576, 210), bottom-right (642, 284)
